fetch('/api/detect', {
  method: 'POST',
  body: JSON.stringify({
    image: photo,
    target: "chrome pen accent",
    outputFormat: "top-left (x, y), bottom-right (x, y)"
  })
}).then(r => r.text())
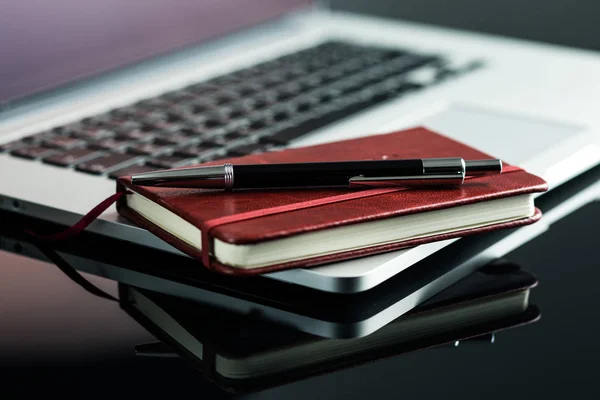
top-left (422, 157), bottom-right (466, 177)
top-left (348, 174), bottom-right (464, 188)
top-left (464, 159), bottom-right (504, 175)
top-left (131, 163), bottom-right (234, 189)
top-left (224, 163), bottom-right (234, 188)
top-left (348, 158), bottom-right (501, 188)
top-left (349, 157), bottom-right (465, 188)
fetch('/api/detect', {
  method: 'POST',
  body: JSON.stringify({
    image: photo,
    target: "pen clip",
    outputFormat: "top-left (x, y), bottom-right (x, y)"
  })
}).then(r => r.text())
top-left (348, 174), bottom-right (464, 188)
top-left (349, 157), bottom-right (467, 188)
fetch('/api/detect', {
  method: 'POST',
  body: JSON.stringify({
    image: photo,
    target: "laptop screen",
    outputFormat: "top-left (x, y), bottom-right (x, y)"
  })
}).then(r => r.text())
top-left (0, 0), bottom-right (312, 106)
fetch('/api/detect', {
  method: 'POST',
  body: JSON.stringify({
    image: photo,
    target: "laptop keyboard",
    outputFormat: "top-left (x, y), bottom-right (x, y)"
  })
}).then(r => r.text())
top-left (1, 41), bottom-right (481, 179)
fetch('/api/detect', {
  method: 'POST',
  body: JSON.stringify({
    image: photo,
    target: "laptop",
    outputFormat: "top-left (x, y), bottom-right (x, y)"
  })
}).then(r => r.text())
top-left (4, 161), bottom-right (598, 336)
top-left (2, 1), bottom-right (599, 292)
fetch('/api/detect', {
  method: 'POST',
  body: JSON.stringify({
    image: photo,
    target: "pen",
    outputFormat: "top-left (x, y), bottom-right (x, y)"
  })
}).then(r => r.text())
top-left (130, 157), bottom-right (502, 189)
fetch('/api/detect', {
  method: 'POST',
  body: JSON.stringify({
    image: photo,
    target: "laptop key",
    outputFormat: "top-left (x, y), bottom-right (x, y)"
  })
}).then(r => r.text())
top-left (89, 138), bottom-right (132, 151)
top-left (226, 103), bottom-right (253, 119)
top-left (108, 164), bottom-right (164, 180)
top-left (227, 142), bottom-right (272, 156)
top-left (42, 136), bottom-right (87, 149)
top-left (52, 123), bottom-right (84, 135)
top-left (148, 120), bottom-right (183, 133)
top-left (146, 154), bottom-right (197, 169)
top-left (128, 142), bottom-right (172, 156)
top-left (275, 108), bottom-right (294, 122)
top-left (11, 145), bottom-right (58, 159)
top-left (187, 83), bottom-right (219, 95)
top-left (384, 55), bottom-right (441, 77)
top-left (43, 148), bottom-right (103, 167)
top-left (259, 125), bottom-right (306, 145)
top-left (176, 126), bottom-right (214, 140)
top-left (153, 133), bottom-right (193, 146)
top-left (135, 98), bottom-right (172, 111)
top-left (292, 97), bottom-right (317, 113)
top-left (116, 128), bottom-right (154, 141)
top-left (202, 132), bottom-right (244, 147)
top-left (82, 114), bottom-right (113, 127)
top-left (250, 92), bottom-right (278, 110)
top-left (203, 113), bottom-right (229, 128)
top-left (210, 92), bottom-right (238, 106)
top-left (1, 140), bottom-right (28, 152)
top-left (186, 99), bottom-right (216, 115)
top-left (248, 118), bottom-right (268, 130)
top-left (160, 90), bottom-right (197, 104)
top-left (110, 118), bottom-right (143, 131)
top-left (75, 153), bottom-right (142, 175)
top-left (173, 144), bottom-right (219, 160)
top-left (225, 124), bottom-right (259, 137)
top-left (23, 130), bottom-right (60, 143)
top-left (142, 112), bottom-right (171, 125)
top-left (234, 83), bottom-right (262, 96)
top-left (71, 128), bottom-right (115, 141)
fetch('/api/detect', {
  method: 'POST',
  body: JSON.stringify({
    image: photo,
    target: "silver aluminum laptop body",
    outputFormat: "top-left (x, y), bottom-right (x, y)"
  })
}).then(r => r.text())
top-left (1, 1), bottom-right (599, 293)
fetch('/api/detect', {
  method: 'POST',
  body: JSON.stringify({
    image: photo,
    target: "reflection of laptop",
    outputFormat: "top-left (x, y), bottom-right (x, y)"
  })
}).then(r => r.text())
top-left (2, 1), bottom-right (599, 292)
top-left (120, 262), bottom-right (540, 393)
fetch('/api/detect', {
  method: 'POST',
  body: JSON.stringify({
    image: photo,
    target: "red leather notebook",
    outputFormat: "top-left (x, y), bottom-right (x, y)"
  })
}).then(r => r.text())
top-left (115, 127), bottom-right (548, 276)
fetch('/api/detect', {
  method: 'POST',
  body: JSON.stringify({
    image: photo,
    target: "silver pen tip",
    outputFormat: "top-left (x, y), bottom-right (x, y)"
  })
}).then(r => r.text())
top-left (130, 164), bottom-right (233, 189)
top-left (464, 159), bottom-right (502, 175)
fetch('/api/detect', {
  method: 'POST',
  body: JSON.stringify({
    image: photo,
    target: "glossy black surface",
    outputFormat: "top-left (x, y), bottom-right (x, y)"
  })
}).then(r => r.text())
top-left (2, 186), bottom-right (600, 398)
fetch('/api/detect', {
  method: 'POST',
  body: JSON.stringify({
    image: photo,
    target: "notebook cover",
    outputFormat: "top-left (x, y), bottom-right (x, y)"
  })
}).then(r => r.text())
top-left (116, 127), bottom-right (548, 275)
top-left (118, 262), bottom-right (540, 393)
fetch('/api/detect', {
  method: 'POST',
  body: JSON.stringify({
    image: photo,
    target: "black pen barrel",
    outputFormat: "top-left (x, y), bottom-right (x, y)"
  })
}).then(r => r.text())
top-left (232, 160), bottom-right (424, 189)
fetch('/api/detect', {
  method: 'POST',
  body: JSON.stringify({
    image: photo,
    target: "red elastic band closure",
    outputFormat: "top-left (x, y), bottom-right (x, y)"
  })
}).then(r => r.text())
top-left (199, 186), bottom-right (401, 267)
top-left (200, 165), bottom-right (523, 268)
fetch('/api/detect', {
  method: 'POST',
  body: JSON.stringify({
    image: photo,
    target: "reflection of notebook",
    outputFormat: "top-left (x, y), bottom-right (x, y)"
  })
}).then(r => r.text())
top-left (119, 262), bottom-right (540, 393)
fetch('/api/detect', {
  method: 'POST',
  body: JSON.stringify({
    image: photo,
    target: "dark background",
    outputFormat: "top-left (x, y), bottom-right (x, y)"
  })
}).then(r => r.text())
top-left (331, 0), bottom-right (600, 52)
